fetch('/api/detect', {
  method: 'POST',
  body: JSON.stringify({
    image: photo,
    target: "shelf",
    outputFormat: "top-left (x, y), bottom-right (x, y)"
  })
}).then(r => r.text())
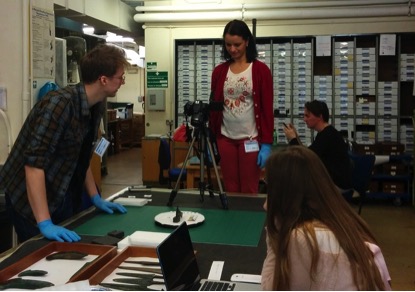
top-left (175, 33), bottom-right (415, 205)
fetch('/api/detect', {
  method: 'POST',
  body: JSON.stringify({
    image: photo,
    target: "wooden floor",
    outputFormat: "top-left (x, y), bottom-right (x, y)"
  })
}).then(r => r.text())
top-left (102, 147), bottom-right (415, 290)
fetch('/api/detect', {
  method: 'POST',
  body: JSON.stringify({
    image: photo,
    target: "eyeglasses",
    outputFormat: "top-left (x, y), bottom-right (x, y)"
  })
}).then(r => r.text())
top-left (112, 75), bottom-right (125, 83)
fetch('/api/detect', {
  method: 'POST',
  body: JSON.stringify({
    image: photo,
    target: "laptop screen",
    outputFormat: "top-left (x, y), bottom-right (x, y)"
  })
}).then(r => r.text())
top-left (157, 222), bottom-right (201, 291)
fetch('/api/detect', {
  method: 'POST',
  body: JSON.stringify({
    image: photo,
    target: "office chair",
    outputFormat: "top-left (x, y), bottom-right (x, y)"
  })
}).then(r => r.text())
top-left (348, 152), bottom-right (376, 215)
top-left (158, 138), bottom-right (187, 188)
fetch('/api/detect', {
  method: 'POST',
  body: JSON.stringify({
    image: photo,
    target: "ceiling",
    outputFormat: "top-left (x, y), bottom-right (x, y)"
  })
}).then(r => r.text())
top-left (120, 0), bottom-right (144, 9)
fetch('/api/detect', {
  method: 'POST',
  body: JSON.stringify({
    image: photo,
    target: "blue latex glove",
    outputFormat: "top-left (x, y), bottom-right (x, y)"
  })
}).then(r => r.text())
top-left (257, 144), bottom-right (272, 169)
top-left (38, 219), bottom-right (81, 242)
top-left (91, 194), bottom-right (127, 214)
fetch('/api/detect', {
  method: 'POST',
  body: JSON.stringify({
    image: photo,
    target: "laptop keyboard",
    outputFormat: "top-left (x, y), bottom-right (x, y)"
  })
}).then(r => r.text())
top-left (200, 281), bottom-right (236, 291)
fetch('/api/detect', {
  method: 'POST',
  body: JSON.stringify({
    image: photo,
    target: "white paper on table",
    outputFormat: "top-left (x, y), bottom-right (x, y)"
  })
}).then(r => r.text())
top-left (113, 197), bottom-right (149, 206)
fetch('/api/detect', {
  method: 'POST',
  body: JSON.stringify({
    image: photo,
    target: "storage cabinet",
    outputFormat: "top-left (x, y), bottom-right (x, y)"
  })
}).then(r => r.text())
top-left (132, 114), bottom-right (145, 147)
top-left (142, 137), bottom-right (160, 184)
top-left (354, 142), bottom-right (412, 205)
top-left (175, 33), bottom-right (415, 203)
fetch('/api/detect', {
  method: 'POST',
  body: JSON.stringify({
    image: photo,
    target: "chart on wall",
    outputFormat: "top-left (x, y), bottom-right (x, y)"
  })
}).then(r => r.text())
top-left (31, 6), bottom-right (55, 79)
top-left (31, 6), bottom-right (55, 107)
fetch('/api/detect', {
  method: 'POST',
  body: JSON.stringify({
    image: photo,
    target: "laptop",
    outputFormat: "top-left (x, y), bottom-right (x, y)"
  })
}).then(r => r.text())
top-left (156, 222), bottom-right (262, 291)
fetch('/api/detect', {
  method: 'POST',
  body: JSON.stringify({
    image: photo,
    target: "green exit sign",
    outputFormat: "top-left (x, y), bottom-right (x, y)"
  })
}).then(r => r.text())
top-left (147, 71), bottom-right (168, 88)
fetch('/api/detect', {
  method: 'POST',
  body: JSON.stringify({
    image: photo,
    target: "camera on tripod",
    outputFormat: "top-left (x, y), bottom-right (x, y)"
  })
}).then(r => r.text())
top-left (183, 100), bottom-right (223, 128)
top-left (168, 98), bottom-right (228, 209)
top-left (184, 100), bottom-right (209, 128)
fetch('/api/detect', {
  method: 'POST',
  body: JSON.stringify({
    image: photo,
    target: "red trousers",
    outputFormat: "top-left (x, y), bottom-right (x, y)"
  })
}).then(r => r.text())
top-left (217, 135), bottom-right (260, 194)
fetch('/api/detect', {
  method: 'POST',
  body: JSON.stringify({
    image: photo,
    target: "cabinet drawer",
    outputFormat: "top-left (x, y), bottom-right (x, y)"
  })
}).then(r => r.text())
top-left (382, 182), bottom-right (406, 193)
top-left (382, 163), bottom-right (407, 176)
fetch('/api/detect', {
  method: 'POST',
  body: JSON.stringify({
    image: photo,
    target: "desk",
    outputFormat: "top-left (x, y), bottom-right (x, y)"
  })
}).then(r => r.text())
top-left (107, 118), bottom-right (134, 155)
top-left (0, 189), bottom-right (267, 282)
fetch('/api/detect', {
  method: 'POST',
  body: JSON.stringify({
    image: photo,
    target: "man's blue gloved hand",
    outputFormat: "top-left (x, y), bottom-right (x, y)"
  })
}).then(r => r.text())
top-left (257, 144), bottom-right (272, 169)
top-left (38, 219), bottom-right (81, 242)
top-left (91, 194), bottom-right (127, 214)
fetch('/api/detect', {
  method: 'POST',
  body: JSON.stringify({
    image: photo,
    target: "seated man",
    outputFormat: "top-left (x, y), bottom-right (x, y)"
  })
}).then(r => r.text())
top-left (283, 100), bottom-right (352, 191)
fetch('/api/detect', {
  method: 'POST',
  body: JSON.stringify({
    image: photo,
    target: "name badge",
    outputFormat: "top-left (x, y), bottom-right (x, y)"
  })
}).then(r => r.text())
top-left (244, 140), bottom-right (259, 153)
top-left (94, 137), bottom-right (110, 157)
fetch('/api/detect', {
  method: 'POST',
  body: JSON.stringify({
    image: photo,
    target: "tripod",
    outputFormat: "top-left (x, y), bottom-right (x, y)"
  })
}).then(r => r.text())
top-left (167, 122), bottom-right (228, 209)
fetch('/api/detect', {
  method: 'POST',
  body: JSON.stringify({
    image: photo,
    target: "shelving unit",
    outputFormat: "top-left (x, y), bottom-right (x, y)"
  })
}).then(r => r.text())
top-left (175, 33), bottom-right (415, 204)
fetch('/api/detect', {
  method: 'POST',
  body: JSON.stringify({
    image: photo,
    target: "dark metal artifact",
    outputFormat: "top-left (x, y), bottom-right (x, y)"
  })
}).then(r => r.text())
top-left (0, 278), bottom-right (54, 290)
top-left (173, 206), bottom-right (183, 223)
top-left (45, 251), bottom-right (88, 261)
top-left (113, 277), bottom-right (161, 285)
top-left (18, 269), bottom-right (48, 277)
top-left (124, 260), bottom-right (160, 266)
top-left (119, 265), bottom-right (162, 274)
top-left (116, 272), bottom-right (163, 279)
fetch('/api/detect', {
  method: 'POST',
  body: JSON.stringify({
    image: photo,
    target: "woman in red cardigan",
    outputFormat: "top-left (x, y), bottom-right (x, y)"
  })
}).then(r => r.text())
top-left (209, 19), bottom-right (274, 194)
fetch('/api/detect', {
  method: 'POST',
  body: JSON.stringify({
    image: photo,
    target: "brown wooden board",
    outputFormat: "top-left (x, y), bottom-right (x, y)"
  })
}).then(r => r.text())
top-left (0, 241), bottom-right (116, 283)
top-left (88, 246), bottom-right (157, 285)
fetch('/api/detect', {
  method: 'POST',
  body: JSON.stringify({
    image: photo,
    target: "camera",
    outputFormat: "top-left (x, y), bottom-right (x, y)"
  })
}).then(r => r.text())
top-left (184, 100), bottom-right (223, 128)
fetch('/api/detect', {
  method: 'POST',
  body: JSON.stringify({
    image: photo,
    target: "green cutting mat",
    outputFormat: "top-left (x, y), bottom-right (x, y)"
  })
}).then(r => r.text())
top-left (74, 206), bottom-right (265, 247)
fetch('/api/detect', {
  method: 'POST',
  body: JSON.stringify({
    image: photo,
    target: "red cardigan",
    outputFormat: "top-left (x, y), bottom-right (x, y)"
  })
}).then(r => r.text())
top-left (209, 60), bottom-right (274, 144)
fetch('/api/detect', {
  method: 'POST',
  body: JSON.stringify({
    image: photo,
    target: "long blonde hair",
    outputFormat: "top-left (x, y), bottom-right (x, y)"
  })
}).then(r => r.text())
top-left (265, 146), bottom-right (385, 290)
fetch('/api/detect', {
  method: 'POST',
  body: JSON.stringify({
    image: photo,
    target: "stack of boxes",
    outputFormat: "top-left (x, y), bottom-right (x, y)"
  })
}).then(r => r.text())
top-left (400, 53), bottom-right (414, 81)
top-left (272, 42), bottom-right (292, 143)
top-left (334, 41), bottom-right (354, 140)
top-left (256, 43), bottom-right (272, 68)
top-left (355, 47), bottom-right (376, 143)
top-left (399, 53), bottom-right (414, 154)
top-left (378, 82), bottom-right (398, 142)
top-left (315, 75), bottom-right (338, 138)
top-left (293, 42), bottom-right (312, 144)
top-left (400, 123), bottom-right (414, 154)
top-left (177, 45), bottom-right (195, 125)
top-left (195, 44), bottom-right (213, 103)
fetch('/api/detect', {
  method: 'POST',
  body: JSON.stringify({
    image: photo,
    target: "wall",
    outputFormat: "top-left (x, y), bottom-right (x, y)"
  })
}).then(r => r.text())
top-left (0, 0), bottom-right (142, 145)
top-left (0, 0), bottom-right (43, 142)
top-left (1, 0), bottom-right (414, 141)
top-left (142, 1), bottom-right (415, 135)
top-left (114, 67), bottom-right (145, 114)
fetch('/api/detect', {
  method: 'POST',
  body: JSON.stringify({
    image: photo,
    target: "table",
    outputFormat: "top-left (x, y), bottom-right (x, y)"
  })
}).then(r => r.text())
top-left (0, 189), bottom-right (267, 282)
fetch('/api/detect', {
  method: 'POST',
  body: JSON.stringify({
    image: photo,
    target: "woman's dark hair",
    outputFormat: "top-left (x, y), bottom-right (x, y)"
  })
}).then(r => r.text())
top-left (222, 19), bottom-right (258, 62)
top-left (305, 100), bottom-right (330, 122)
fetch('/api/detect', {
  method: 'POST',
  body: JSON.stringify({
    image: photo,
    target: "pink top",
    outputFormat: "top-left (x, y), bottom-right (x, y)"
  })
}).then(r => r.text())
top-left (261, 226), bottom-right (392, 290)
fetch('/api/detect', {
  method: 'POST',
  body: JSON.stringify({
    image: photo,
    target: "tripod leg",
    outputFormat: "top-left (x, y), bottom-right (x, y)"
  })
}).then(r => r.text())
top-left (206, 139), bottom-right (228, 209)
top-left (167, 136), bottom-right (196, 206)
top-left (205, 165), bottom-right (215, 198)
top-left (198, 133), bottom-right (206, 202)
top-left (203, 137), bottom-right (215, 198)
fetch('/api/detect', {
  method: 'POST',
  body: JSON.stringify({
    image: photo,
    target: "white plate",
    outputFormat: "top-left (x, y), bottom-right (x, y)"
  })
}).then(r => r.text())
top-left (154, 211), bottom-right (205, 227)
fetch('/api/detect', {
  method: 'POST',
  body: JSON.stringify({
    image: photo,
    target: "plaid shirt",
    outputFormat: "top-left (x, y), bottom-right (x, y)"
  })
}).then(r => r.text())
top-left (0, 83), bottom-right (104, 223)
